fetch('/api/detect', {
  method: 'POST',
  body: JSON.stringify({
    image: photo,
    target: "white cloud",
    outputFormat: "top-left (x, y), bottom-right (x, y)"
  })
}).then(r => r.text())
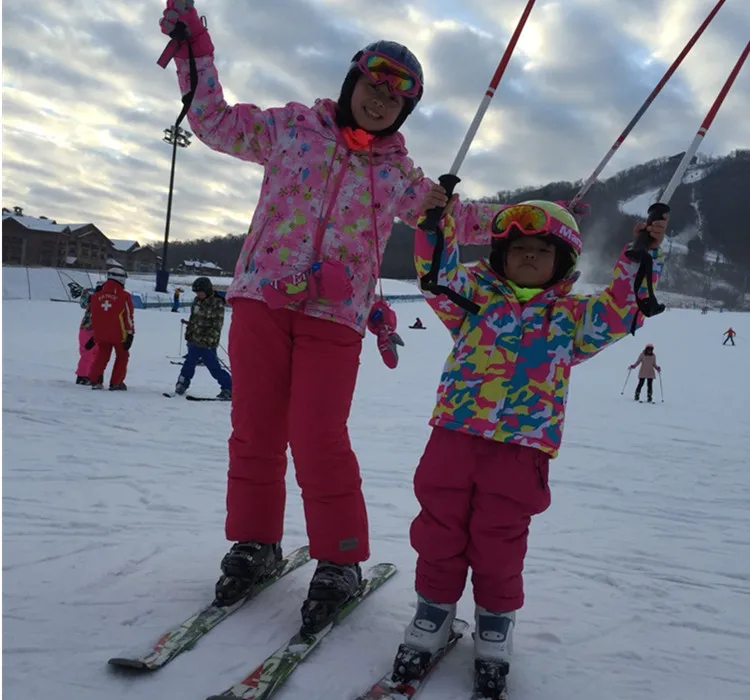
top-left (2, 0), bottom-right (748, 244)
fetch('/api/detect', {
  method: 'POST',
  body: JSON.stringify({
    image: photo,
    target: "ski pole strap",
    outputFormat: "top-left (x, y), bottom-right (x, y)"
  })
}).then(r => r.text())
top-left (627, 251), bottom-right (665, 335)
top-left (417, 223), bottom-right (481, 315)
top-left (417, 173), bottom-right (480, 314)
top-left (156, 21), bottom-right (200, 129)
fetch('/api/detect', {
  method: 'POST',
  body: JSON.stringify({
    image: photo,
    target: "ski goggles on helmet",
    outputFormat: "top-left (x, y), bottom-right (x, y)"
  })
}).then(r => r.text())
top-left (491, 204), bottom-right (582, 254)
top-left (357, 51), bottom-right (422, 98)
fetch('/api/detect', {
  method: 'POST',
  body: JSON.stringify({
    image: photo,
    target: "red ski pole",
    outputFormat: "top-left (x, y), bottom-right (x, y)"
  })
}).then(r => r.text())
top-left (569, 0), bottom-right (728, 209)
top-left (420, 0), bottom-right (537, 234)
top-left (640, 41), bottom-right (749, 239)
top-left (626, 40), bottom-right (749, 326)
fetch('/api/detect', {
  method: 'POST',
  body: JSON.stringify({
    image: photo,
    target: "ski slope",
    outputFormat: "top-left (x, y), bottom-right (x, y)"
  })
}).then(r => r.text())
top-left (3, 298), bottom-right (750, 700)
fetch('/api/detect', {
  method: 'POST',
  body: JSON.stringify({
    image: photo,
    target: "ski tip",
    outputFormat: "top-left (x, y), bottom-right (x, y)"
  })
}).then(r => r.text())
top-left (107, 657), bottom-right (151, 671)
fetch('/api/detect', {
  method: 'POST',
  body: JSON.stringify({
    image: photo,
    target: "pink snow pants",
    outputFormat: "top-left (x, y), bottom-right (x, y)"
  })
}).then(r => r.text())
top-left (411, 427), bottom-right (551, 612)
top-left (77, 328), bottom-right (97, 378)
top-left (226, 299), bottom-right (368, 563)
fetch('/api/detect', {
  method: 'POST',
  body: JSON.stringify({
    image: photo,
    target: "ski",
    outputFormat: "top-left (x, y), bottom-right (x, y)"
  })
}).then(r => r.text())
top-left (161, 393), bottom-right (226, 401)
top-left (108, 545), bottom-right (311, 671)
top-left (206, 562), bottom-right (397, 700)
top-left (355, 619), bottom-right (470, 700)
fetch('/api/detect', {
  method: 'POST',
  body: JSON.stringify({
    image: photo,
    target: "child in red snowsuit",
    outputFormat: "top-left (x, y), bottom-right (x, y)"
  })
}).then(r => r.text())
top-left (88, 267), bottom-right (135, 390)
top-left (391, 201), bottom-right (667, 696)
top-left (69, 281), bottom-right (103, 385)
top-left (158, 0), bottom-right (505, 634)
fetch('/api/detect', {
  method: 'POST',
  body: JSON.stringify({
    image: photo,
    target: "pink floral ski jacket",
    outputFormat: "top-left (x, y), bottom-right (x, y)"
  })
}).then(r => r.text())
top-left (175, 56), bottom-right (498, 334)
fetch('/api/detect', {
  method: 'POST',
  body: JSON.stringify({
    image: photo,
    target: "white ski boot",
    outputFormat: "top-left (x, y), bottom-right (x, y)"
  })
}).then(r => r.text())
top-left (392, 595), bottom-right (456, 682)
top-left (474, 606), bottom-right (515, 699)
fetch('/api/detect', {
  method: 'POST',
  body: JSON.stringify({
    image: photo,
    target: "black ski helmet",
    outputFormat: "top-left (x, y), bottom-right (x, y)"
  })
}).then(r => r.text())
top-left (336, 40), bottom-right (424, 136)
top-left (192, 276), bottom-right (213, 294)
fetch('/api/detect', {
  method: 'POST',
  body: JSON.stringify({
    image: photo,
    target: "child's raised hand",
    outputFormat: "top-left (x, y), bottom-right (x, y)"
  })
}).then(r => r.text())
top-left (419, 184), bottom-right (457, 217)
top-left (633, 215), bottom-right (668, 249)
top-left (159, 0), bottom-right (214, 61)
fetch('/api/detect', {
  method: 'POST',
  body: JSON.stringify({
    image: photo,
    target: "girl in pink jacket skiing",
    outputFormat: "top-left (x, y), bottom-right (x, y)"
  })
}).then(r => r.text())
top-left (630, 343), bottom-right (661, 402)
top-left (159, 0), bottom-right (499, 634)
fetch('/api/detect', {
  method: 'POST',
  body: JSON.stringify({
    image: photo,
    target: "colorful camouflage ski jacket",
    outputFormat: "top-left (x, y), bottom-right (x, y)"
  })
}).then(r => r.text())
top-left (185, 293), bottom-right (225, 349)
top-left (174, 56), bottom-right (497, 335)
top-left (415, 214), bottom-right (663, 458)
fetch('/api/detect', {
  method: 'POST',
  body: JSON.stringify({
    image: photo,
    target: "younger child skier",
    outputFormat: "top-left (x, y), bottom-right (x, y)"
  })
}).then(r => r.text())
top-left (392, 200), bottom-right (666, 698)
top-left (88, 267), bottom-right (135, 391)
top-left (158, 0), bottom-right (502, 634)
top-left (69, 280), bottom-right (103, 385)
top-left (629, 343), bottom-right (661, 402)
top-left (175, 277), bottom-right (232, 400)
top-left (723, 327), bottom-right (736, 346)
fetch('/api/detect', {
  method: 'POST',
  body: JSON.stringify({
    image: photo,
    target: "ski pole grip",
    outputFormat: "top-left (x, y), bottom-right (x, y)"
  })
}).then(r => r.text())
top-left (633, 202), bottom-right (671, 252)
top-left (419, 173), bottom-right (462, 232)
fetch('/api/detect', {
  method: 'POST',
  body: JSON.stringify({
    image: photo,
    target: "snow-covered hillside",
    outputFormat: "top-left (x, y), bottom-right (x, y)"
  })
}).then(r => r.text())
top-left (3, 297), bottom-right (749, 700)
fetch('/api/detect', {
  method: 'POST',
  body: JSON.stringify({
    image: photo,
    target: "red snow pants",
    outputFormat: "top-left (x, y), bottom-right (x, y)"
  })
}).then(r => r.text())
top-left (88, 342), bottom-right (129, 386)
top-left (410, 427), bottom-right (551, 612)
top-left (226, 299), bottom-right (368, 563)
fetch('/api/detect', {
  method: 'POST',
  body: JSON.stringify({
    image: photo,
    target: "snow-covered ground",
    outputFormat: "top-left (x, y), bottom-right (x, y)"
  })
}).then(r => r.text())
top-left (3, 298), bottom-right (750, 700)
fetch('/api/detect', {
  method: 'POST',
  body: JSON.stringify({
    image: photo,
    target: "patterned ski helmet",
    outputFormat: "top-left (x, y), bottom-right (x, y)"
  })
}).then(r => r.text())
top-left (337, 40), bottom-right (424, 136)
top-left (490, 200), bottom-right (582, 287)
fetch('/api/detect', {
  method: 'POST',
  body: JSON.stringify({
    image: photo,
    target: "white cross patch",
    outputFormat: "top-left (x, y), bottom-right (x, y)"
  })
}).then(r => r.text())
top-left (101, 300), bottom-right (112, 311)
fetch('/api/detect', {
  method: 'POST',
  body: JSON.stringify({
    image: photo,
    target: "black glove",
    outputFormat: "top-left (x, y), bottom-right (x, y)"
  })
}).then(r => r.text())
top-left (123, 334), bottom-right (134, 351)
top-left (84, 337), bottom-right (95, 351)
top-left (68, 281), bottom-right (84, 299)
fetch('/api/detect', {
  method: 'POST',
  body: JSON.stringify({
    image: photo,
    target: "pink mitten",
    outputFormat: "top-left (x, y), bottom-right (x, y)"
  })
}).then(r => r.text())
top-left (368, 300), bottom-right (404, 369)
top-left (158, 0), bottom-right (214, 67)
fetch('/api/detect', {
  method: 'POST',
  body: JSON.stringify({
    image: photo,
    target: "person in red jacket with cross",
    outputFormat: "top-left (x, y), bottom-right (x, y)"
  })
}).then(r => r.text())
top-left (88, 267), bottom-right (135, 390)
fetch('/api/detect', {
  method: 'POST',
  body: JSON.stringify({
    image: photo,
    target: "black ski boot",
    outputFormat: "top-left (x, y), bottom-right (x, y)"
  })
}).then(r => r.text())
top-left (76, 376), bottom-right (90, 385)
top-left (110, 383), bottom-right (127, 391)
top-left (214, 541), bottom-right (283, 607)
top-left (300, 560), bottom-right (362, 635)
top-left (216, 388), bottom-right (232, 401)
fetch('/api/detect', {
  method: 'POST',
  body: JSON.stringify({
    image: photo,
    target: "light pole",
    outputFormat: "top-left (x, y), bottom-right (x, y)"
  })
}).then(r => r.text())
top-left (155, 124), bottom-right (192, 292)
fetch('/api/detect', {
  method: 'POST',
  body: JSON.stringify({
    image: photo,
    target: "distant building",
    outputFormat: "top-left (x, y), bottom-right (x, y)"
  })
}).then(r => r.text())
top-left (2, 207), bottom-right (161, 272)
top-left (110, 239), bottom-right (162, 273)
top-left (177, 259), bottom-right (226, 276)
top-left (2, 207), bottom-right (113, 269)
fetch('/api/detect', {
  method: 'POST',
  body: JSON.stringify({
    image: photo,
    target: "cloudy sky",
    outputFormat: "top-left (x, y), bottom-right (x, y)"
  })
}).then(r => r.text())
top-left (3, 0), bottom-right (749, 244)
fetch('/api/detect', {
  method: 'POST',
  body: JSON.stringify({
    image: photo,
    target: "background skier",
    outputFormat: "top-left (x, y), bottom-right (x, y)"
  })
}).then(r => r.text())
top-left (723, 327), bottom-right (736, 345)
top-left (172, 287), bottom-right (183, 313)
top-left (174, 277), bottom-right (232, 400)
top-left (630, 343), bottom-right (661, 402)
top-left (87, 267), bottom-right (134, 391)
